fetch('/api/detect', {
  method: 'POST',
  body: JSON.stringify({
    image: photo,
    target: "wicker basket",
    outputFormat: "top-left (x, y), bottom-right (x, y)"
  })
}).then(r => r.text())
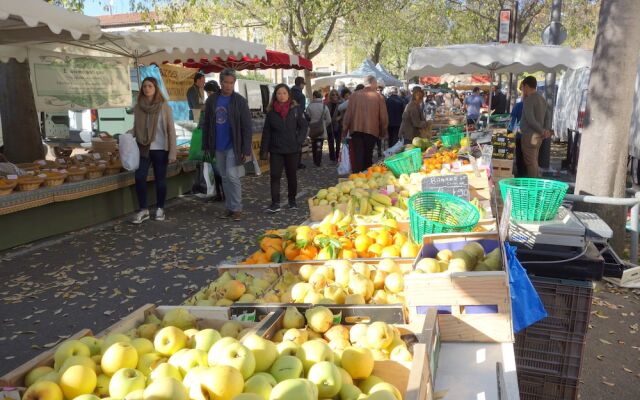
top-left (15, 163), bottom-right (40, 172)
top-left (66, 167), bottom-right (87, 182)
top-left (16, 175), bottom-right (44, 191)
top-left (0, 179), bottom-right (18, 196)
top-left (91, 137), bottom-right (118, 152)
top-left (42, 171), bottom-right (68, 187)
top-left (86, 165), bottom-right (106, 179)
top-left (104, 160), bottom-right (123, 175)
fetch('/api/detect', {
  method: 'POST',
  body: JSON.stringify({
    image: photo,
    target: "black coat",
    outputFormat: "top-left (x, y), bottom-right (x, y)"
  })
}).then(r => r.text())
top-left (260, 104), bottom-right (308, 158)
top-left (386, 95), bottom-right (406, 128)
top-left (202, 92), bottom-right (253, 166)
top-left (291, 86), bottom-right (306, 111)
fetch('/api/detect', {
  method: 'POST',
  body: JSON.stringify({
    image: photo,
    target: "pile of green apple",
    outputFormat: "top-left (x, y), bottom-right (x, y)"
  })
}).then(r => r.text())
top-left (311, 174), bottom-right (398, 207)
top-left (21, 307), bottom-right (409, 400)
top-left (264, 259), bottom-right (411, 305)
top-left (185, 270), bottom-right (279, 306)
top-left (414, 242), bottom-right (502, 273)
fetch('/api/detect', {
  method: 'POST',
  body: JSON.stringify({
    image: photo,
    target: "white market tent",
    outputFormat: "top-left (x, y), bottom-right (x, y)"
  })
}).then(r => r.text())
top-left (375, 63), bottom-right (402, 87)
top-left (312, 59), bottom-right (400, 89)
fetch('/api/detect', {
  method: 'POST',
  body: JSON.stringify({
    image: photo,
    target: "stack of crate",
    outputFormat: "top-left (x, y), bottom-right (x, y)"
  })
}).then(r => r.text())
top-left (515, 277), bottom-right (593, 400)
top-left (491, 129), bottom-right (516, 161)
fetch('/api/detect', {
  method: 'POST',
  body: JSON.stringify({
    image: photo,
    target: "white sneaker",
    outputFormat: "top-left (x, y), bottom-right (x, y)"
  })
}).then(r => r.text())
top-left (132, 209), bottom-right (149, 224)
top-left (155, 208), bottom-right (165, 221)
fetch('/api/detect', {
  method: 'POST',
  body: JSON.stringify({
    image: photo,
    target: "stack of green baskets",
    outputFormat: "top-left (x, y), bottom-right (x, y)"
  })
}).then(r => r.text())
top-left (499, 178), bottom-right (569, 221)
top-left (408, 191), bottom-right (480, 241)
top-left (440, 129), bottom-right (464, 148)
top-left (384, 147), bottom-right (422, 177)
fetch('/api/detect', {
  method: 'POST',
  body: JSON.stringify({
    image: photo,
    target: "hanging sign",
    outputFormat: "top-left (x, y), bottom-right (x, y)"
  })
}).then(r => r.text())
top-left (498, 9), bottom-right (512, 44)
top-left (159, 63), bottom-right (199, 101)
top-left (29, 49), bottom-right (131, 111)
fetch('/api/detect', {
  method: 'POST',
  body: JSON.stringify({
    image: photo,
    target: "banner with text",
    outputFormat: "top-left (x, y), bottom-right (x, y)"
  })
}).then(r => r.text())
top-left (159, 63), bottom-right (199, 101)
top-left (29, 49), bottom-right (132, 111)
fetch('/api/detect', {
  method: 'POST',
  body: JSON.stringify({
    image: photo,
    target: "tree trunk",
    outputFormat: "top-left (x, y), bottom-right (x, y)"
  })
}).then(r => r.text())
top-left (0, 60), bottom-right (44, 162)
top-left (370, 40), bottom-right (384, 65)
top-left (574, 0), bottom-right (640, 253)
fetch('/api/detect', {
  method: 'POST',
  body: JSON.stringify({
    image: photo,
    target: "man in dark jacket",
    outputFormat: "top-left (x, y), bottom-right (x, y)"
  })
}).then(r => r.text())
top-left (186, 72), bottom-right (205, 121)
top-left (291, 76), bottom-right (307, 169)
top-left (385, 87), bottom-right (405, 147)
top-left (490, 86), bottom-right (508, 115)
top-left (202, 69), bottom-right (252, 220)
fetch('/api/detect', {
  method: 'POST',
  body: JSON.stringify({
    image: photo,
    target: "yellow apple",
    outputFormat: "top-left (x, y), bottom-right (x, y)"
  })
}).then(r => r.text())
top-left (143, 377), bottom-right (188, 400)
top-left (282, 328), bottom-right (308, 345)
top-left (390, 345), bottom-right (413, 361)
top-left (94, 373), bottom-right (110, 397)
top-left (108, 368), bottom-right (146, 398)
top-left (341, 347), bottom-right (374, 379)
top-left (352, 263), bottom-right (371, 279)
top-left (305, 306), bottom-right (334, 333)
top-left (358, 375), bottom-right (385, 393)
top-left (377, 259), bottom-right (401, 274)
top-left (136, 352), bottom-right (166, 376)
top-left (59, 364), bottom-right (97, 399)
top-left (35, 371), bottom-right (60, 384)
top-left (53, 340), bottom-right (91, 371)
top-left (59, 355), bottom-right (96, 375)
top-left (307, 361), bottom-right (343, 398)
top-left (25, 366), bottom-right (54, 387)
top-left (369, 382), bottom-right (402, 400)
top-left (207, 337), bottom-right (239, 365)
top-left (217, 342), bottom-right (256, 379)
top-left (338, 366), bottom-right (353, 385)
top-left (384, 273), bottom-right (404, 294)
top-left (101, 342), bottom-right (139, 376)
top-left (349, 323), bottom-right (369, 345)
top-left (220, 321), bottom-right (244, 338)
top-left (269, 355), bottom-right (304, 382)
top-left (79, 337), bottom-right (103, 356)
top-left (136, 323), bottom-right (160, 340)
top-left (296, 339), bottom-right (334, 373)
top-left (339, 383), bottom-right (362, 400)
top-left (242, 334), bottom-right (278, 372)
top-left (124, 389), bottom-right (144, 400)
top-left (298, 264), bottom-right (317, 281)
top-left (99, 334), bottom-right (131, 354)
top-left (149, 362), bottom-right (182, 382)
top-left (291, 282), bottom-right (313, 303)
top-left (276, 340), bottom-right (299, 356)
top-left (323, 284), bottom-right (347, 304)
top-left (162, 308), bottom-right (197, 330)
top-left (188, 365), bottom-right (243, 400)
top-left (370, 270), bottom-right (388, 290)
top-left (243, 372), bottom-right (277, 399)
top-left (131, 338), bottom-right (154, 356)
top-left (22, 380), bottom-right (63, 400)
top-left (153, 326), bottom-right (187, 356)
top-left (365, 322), bottom-right (394, 349)
top-left (324, 325), bottom-right (350, 342)
top-left (172, 348), bottom-right (208, 376)
top-left (269, 378), bottom-right (318, 400)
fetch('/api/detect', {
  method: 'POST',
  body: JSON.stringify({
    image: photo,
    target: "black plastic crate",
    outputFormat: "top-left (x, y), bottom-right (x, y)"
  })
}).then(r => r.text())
top-left (512, 242), bottom-right (604, 281)
top-left (528, 276), bottom-right (593, 336)
top-left (518, 370), bottom-right (578, 400)
top-left (594, 242), bottom-right (626, 278)
top-left (514, 329), bottom-right (585, 379)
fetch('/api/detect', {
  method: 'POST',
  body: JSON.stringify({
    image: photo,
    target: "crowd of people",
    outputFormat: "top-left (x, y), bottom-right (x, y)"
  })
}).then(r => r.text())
top-left (128, 68), bottom-right (549, 223)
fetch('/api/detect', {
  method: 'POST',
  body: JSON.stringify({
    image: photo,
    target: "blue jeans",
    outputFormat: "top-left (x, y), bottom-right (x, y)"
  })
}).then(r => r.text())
top-left (216, 149), bottom-right (245, 212)
top-left (135, 150), bottom-right (168, 210)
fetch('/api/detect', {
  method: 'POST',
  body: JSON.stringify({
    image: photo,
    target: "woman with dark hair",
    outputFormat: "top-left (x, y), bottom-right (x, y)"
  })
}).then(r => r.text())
top-left (131, 76), bottom-right (177, 224)
top-left (399, 87), bottom-right (430, 144)
top-left (260, 83), bottom-right (308, 213)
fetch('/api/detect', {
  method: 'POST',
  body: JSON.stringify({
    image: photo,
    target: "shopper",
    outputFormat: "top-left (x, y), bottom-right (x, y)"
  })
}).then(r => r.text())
top-left (202, 68), bottom-right (253, 221)
top-left (131, 77), bottom-right (177, 224)
top-left (399, 86), bottom-right (430, 144)
top-left (342, 75), bottom-right (388, 173)
top-left (464, 87), bottom-right (483, 125)
top-left (260, 84), bottom-right (308, 213)
top-left (508, 82), bottom-right (526, 178)
top-left (520, 76), bottom-right (552, 178)
top-left (291, 77), bottom-right (307, 170)
top-left (490, 86), bottom-right (508, 115)
top-left (306, 90), bottom-right (332, 167)
top-left (197, 80), bottom-right (224, 202)
top-left (186, 72), bottom-right (205, 121)
top-left (327, 89), bottom-right (341, 161)
top-left (386, 86), bottom-right (405, 147)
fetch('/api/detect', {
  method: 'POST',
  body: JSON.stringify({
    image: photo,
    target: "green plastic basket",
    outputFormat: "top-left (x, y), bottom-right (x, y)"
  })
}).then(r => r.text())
top-left (440, 131), bottom-right (463, 147)
top-left (408, 192), bottom-right (480, 241)
top-left (499, 178), bottom-right (569, 221)
top-left (384, 147), bottom-right (422, 177)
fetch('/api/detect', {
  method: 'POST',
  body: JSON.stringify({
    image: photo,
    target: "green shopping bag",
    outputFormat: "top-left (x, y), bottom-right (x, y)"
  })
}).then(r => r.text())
top-left (188, 127), bottom-right (204, 161)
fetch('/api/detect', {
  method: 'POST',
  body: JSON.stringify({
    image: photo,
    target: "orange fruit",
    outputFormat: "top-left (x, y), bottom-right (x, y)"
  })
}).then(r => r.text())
top-left (339, 249), bottom-right (357, 259)
top-left (393, 232), bottom-right (407, 247)
top-left (339, 237), bottom-right (354, 250)
top-left (354, 235), bottom-right (373, 253)
top-left (368, 243), bottom-right (383, 257)
top-left (375, 230), bottom-right (392, 247)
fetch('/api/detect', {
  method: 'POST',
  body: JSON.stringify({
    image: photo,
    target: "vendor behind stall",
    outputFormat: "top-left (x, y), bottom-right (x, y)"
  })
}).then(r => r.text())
top-left (187, 72), bottom-right (206, 121)
top-left (464, 87), bottom-right (483, 125)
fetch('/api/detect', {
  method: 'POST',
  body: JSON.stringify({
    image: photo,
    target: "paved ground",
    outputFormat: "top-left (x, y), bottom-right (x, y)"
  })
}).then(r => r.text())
top-left (0, 150), bottom-right (638, 399)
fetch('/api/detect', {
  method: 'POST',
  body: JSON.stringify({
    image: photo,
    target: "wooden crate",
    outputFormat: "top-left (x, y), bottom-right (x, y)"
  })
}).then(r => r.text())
top-left (405, 232), bottom-right (513, 343)
top-left (491, 159), bottom-right (514, 178)
top-left (257, 307), bottom-right (433, 400)
top-left (307, 197), bottom-right (348, 222)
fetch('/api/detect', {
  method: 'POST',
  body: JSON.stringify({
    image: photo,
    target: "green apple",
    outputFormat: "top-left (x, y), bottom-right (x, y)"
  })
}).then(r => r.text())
top-left (207, 337), bottom-right (239, 365)
top-left (53, 340), bottom-right (91, 371)
top-left (305, 306), bottom-right (334, 333)
top-left (35, 370), bottom-right (60, 384)
top-left (390, 345), bottom-right (412, 362)
top-left (59, 364), bottom-right (97, 399)
top-left (233, 394), bottom-right (263, 400)
top-left (367, 390), bottom-right (399, 400)
top-left (123, 388), bottom-right (145, 400)
top-left (108, 368), bottom-right (146, 398)
top-left (276, 340), bottom-right (299, 356)
top-left (243, 372), bottom-right (277, 399)
top-left (79, 337), bottom-right (103, 356)
top-left (161, 308), bottom-right (197, 330)
top-left (341, 347), bottom-right (374, 379)
top-left (143, 377), bottom-right (188, 400)
top-left (22, 380), bottom-right (63, 400)
top-left (149, 362), bottom-right (182, 382)
top-left (136, 352), bottom-right (166, 376)
top-left (94, 373), bottom-right (110, 397)
top-left (72, 394), bottom-right (101, 400)
top-left (307, 361), bottom-right (343, 398)
top-left (100, 334), bottom-right (131, 354)
top-left (101, 342), bottom-right (138, 376)
top-left (192, 328), bottom-right (221, 352)
top-left (173, 348), bottom-right (208, 375)
top-left (242, 334), bottom-right (277, 372)
top-left (269, 378), bottom-right (318, 400)
top-left (130, 338), bottom-right (154, 356)
top-left (187, 365), bottom-right (243, 400)
top-left (154, 326), bottom-right (187, 356)
top-left (296, 339), bottom-right (334, 373)
top-left (369, 382), bottom-right (402, 400)
top-left (339, 383), bottom-right (362, 400)
top-left (25, 366), bottom-right (54, 387)
top-left (269, 355), bottom-right (303, 382)
top-left (338, 367), bottom-right (353, 385)
top-left (59, 355), bottom-right (96, 375)
top-left (217, 342), bottom-right (255, 379)
top-left (220, 321), bottom-right (244, 338)
top-left (137, 323), bottom-right (160, 340)
top-left (358, 375), bottom-right (384, 393)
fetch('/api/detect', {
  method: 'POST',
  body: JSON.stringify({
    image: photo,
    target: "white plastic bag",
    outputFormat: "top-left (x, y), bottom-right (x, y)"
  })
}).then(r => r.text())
top-left (383, 139), bottom-right (405, 158)
top-left (337, 142), bottom-right (351, 176)
top-left (119, 133), bottom-right (139, 171)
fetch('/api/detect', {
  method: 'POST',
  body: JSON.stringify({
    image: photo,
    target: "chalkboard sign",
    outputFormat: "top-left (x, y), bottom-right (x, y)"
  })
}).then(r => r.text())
top-left (421, 174), bottom-right (470, 199)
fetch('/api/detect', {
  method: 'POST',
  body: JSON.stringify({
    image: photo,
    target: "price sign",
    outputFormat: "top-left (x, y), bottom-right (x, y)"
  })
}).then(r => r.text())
top-left (421, 174), bottom-right (470, 200)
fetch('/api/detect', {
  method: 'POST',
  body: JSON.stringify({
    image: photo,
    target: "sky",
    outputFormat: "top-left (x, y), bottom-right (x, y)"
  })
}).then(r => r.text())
top-left (82, 0), bottom-right (147, 16)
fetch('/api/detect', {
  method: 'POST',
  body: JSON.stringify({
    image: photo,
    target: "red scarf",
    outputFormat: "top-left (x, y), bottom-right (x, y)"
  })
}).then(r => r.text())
top-left (273, 101), bottom-right (290, 119)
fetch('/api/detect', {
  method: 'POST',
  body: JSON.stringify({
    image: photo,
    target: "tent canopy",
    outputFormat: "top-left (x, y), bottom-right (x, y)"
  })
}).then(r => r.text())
top-left (375, 63), bottom-right (402, 86)
top-left (0, 0), bottom-right (102, 44)
top-left (312, 59), bottom-right (400, 88)
top-left (180, 49), bottom-right (312, 73)
top-left (405, 43), bottom-right (593, 79)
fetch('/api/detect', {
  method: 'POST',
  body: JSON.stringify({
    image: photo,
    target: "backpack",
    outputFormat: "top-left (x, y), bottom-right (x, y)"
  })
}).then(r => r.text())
top-left (308, 106), bottom-right (327, 139)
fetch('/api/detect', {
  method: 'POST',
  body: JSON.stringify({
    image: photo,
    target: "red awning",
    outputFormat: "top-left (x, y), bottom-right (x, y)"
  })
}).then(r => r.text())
top-left (174, 50), bottom-right (313, 73)
top-left (420, 76), bottom-right (441, 85)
